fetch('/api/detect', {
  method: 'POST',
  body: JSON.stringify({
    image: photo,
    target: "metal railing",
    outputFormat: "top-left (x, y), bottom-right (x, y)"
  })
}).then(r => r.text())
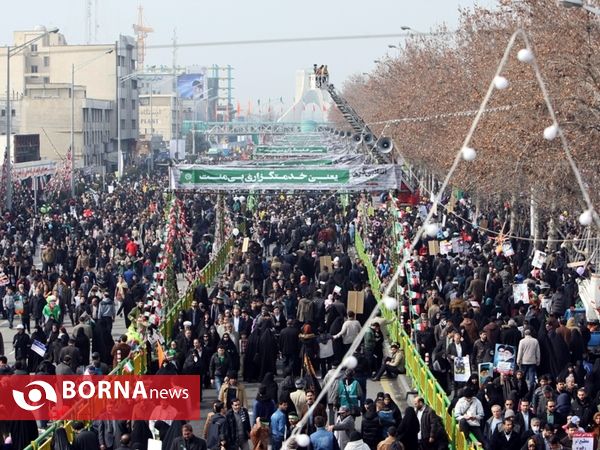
top-left (355, 232), bottom-right (483, 450)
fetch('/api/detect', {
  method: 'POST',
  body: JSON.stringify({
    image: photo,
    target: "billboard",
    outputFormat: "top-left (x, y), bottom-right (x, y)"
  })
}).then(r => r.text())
top-left (177, 73), bottom-right (204, 99)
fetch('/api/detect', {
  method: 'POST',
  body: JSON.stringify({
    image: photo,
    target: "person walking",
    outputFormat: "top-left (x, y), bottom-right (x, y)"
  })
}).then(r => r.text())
top-left (517, 328), bottom-right (540, 390)
top-left (269, 400), bottom-right (288, 450)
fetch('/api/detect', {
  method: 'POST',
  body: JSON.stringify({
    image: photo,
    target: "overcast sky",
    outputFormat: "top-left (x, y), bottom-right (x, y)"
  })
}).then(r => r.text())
top-left (1, 0), bottom-right (497, 109)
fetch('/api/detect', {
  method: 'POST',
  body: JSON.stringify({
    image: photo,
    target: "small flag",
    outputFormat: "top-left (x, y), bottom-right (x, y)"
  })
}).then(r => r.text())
top-left (123, 359), bottom-right (134, 373)
top-left (157, 342), bottom-right (166, 367)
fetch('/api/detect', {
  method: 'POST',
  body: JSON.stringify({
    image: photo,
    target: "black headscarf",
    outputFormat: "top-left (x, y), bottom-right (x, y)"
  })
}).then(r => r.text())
top-left (51, 427), bottom-right (72, 450)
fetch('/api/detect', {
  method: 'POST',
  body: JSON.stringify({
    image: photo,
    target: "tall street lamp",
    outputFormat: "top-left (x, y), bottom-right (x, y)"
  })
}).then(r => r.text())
top-left (5, 27), bottom-right (59, 210)
top-left (70, 48), bottom-right (113, 197)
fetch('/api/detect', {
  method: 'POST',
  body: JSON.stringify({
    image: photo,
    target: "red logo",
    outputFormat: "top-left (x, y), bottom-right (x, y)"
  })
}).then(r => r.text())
top-left (0, 375), bottom-right (201, 421)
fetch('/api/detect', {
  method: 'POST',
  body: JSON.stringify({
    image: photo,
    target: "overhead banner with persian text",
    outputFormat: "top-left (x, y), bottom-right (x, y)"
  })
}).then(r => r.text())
top-left (171, 164), bottom-right (402, 191)
top-left (254, 146), bottom-right (328, 155)
top-left (224, 154), bottom-right (365, 167)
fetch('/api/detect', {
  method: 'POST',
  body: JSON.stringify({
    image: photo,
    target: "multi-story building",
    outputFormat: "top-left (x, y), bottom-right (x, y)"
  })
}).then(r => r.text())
top-left (0, 27), bottom-right (137, 172)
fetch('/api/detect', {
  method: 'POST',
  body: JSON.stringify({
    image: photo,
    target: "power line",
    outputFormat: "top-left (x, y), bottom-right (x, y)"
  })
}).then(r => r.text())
top-left (143, 32), bottom-right (443, 50)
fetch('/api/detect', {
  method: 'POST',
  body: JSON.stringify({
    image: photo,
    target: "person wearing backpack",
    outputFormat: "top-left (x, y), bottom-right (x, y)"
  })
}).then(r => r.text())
top-left (205, 402), bottom-right (227, 449)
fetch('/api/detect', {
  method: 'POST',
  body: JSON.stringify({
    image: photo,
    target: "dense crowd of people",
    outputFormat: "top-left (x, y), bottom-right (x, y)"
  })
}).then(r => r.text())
top-left (3, 175), bottom-right (597, 450)
top-left (0, 185), bottom-right (422, 450)
top-left (360, 192), bottom-right (599, 450)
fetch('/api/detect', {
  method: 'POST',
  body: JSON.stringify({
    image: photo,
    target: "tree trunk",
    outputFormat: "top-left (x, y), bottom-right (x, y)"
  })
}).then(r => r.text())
top-left (509, 193), bottom-right (517, 235)
top-left (546, 217), bottom-right (558, 252)
top-left (530, 190), bottom-right (541, 251)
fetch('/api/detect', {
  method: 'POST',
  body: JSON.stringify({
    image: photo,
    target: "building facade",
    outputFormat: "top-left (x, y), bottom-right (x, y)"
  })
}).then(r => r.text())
top-left (0, 28), bottom-right (137, 172)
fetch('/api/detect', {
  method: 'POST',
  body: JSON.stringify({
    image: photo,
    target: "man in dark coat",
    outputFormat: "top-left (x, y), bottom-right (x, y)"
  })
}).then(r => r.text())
top-left (414, 397), bottom-right (448, 450)
top-left (279, 319), bottom-right (300, 375)
top-left (224, 399), bottom-right (251, 450)
top-left (489, 418), bottom-right (522, 450)
top-left (169, 424), bottom-right (207, 450)
top-left (12, 324), bottom-right (30, 366)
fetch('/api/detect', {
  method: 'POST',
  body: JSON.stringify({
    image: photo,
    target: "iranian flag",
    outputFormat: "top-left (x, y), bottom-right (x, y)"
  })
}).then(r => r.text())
top-left (122, 360), bottom-right (134, 373)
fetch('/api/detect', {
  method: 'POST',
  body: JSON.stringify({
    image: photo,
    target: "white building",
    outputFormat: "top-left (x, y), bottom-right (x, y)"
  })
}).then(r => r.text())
top-left (0, 27), bottom-right (137, 172)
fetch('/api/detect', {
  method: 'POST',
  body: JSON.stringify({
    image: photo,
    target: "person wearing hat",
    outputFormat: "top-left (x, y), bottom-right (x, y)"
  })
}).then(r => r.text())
top-left (12, 323), bottom-right (30, 366)
top-left (42, 295), bottom-right (61, 326)
top-left (327, 405), bottom-right (355, 450)
top-left (289, 378), bottom-right (307, 417)
top-left (249, 417), bottom-right (270, 450)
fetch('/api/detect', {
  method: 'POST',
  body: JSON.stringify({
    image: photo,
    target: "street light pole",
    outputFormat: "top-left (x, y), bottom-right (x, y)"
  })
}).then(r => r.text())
top-left (70, 63), bottom-right (75, 197)
top-left (6, 45), bottom-right (11, 210)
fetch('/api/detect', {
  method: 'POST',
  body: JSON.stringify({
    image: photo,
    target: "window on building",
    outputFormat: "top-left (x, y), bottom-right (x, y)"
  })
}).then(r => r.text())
top-left (1, 110), bottom-right (4, 117)
top-left (30, 44), bottom-right (38, 52)
top-left (120, 98), bottom-right (126, 109)
top-left (43, 77), bottom-right (50, 83)
top-left (131, 99), bottom-right (136, 110)
top-left (11, 110), bottom-right (15, 117)
top-left (131, 119), bottom-right (136, 129)
top-left (43, 56), bottom-right (50, 67)
top-left (120, 118), bottom-right (126, 130)
top-left (131, 79), bottom-right (138, 90)
top-left (104, 110), bottom-right (110, 122)
top-left (31, 65), bottom-right (38, 73)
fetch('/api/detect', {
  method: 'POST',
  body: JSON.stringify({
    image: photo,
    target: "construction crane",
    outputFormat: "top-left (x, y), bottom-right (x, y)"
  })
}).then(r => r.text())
top-left (133, 4), bottom-right (154, 69)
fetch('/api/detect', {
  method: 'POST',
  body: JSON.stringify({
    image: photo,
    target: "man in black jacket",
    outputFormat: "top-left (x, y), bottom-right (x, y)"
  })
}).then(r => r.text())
top-left (414, 396), bottom-right (448, 450)
top-left (170, 424), bottom-right (207, 450)
top-left (490, 418), bottom-right (522, 450)
top-left (225, 399), bottom-right (251, 450)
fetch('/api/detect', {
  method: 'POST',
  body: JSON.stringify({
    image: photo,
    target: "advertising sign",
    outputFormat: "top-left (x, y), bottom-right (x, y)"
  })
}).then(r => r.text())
top-left (177, 73), bottom-right (205, 99)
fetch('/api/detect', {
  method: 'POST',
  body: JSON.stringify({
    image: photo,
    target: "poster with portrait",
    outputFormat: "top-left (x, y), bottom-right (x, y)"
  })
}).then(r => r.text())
top-left (478, 362), bottom-right (493, 386)
top-left (532, 250), bottom-right (548, 269)
top-left (513, 284), bottom-right (529, 304)
top-left (493, 343), bottom-right (516, 374)
top-left (453, 356), bottom-right (471, 382)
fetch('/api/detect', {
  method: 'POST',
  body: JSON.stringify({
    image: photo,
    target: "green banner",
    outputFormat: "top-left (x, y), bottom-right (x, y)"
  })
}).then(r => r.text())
top-left (171, 165), bottom-right (401, 191)
top-left (254, 146), bottom-right (328, 155)
top-left (226, 154), bottom-right (364, 167)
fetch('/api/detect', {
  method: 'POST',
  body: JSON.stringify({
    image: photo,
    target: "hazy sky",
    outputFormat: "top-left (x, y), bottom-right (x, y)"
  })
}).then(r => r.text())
top-left (1, 0), bottom-right (497, 109)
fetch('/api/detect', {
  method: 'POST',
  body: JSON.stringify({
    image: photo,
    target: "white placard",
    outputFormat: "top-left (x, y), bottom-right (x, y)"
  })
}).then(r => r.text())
top-left (532, 250), bottom-right (547, 269)
top-left (513, 284), bottom-right (529, 304)
top-left (31, 340), bottom-right (47, 357)
top-left (147, 439), bottom-right (162, 450)
top-left (573, 433), bottom-right (594, 450)
top-left (453, 356), bottom-right (471, 382)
